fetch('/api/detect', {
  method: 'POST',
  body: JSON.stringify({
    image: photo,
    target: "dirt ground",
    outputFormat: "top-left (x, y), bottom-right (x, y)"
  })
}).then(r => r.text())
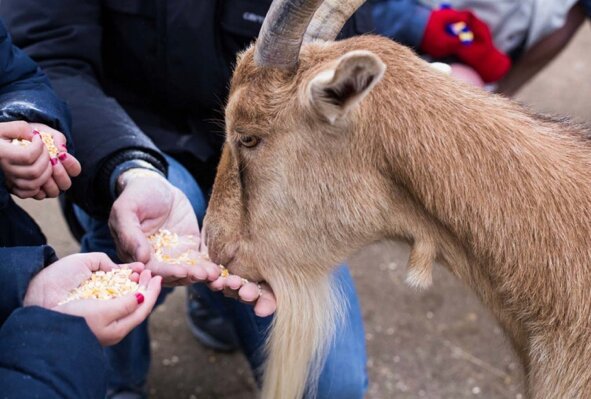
top-left (19, 24), bottom-right (591, 399)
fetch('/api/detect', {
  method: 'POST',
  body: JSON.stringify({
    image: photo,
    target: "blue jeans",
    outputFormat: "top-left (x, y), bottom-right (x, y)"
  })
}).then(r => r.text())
top-left (74, 155), bottom-right (368, 398)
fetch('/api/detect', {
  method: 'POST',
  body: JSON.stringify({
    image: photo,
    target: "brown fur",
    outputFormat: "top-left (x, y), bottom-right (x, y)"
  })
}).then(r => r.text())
top-left (204, 35), bottom-right (591, 398)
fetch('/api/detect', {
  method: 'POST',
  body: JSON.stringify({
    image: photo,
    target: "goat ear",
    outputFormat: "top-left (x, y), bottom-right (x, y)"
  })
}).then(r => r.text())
top-left (307, 50), bottom-right (386, 124)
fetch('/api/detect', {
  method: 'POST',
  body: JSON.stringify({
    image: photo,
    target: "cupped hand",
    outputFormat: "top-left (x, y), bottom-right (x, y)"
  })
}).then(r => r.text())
top-left (23, 252), bottom-right (143, 308)
top-left (109, 170), bottom-right (221, 286)
top-left (209, 276), bottom-right (277, 317)
top-left (0, 121), bottom-right (81, 199)
top-left (23, 252), bottom-right (161, 346)
top-left (54, 269), bottom-right (161, 346)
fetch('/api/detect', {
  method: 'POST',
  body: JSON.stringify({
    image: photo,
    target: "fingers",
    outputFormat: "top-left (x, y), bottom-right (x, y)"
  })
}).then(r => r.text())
top-left (0, 121), bottom-right (34, 141)
top-left (202, 261), bottom-right (221, 281)
top-left (254, 283), bottom-right (277, 317)
top-left (9, 148), bottom-right (52, 179)
top-left (207, 273), bottom-right (277, 317)
top-left (11, 187), bottom-right (40, 199)
top-left (146, 260), bottom-right (189, 286)
top-left (238, 281), bottom-right (261, 303)
top-left (225, 275), bottom-right (243, 291)
top-left (41, 175), bottom-right (60, 198)
top-left (208, 277), bottom-right (226, 292)
top-left (101, 289), bottom-right (142, 321)
top-left (109, 200), bottom-right (152, 263)
top-left (81, 252), bottom-right (120, 273)
top-left (105, 272), bottom-right (162, 343)
top-left (187, 259), bottom-right (220, 283)
top-left (122, 262), bottom-right (145, 275)
top-left (58, 151), bottom-right (82, 177)
top-left (4, 133), bottom-right (46, 166)
top-left (50, 156), bottom-right (73, 191)
top-left (33, 190), bottom-right (47, 200)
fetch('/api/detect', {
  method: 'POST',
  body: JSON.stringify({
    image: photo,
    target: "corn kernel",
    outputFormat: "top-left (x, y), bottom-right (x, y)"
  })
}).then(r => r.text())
top-left (10, 131), bottom-right (59, 157)
top-left (59, 268), bottom-right (139, 305)
top-left (148, 229), bottom-right (200, 265)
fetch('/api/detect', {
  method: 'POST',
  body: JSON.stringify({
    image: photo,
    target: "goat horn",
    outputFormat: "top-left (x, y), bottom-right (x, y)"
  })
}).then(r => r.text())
top-left (303, 0), bottom-right (366, 43)
top-left (255, 0), bottom-right (325, 70)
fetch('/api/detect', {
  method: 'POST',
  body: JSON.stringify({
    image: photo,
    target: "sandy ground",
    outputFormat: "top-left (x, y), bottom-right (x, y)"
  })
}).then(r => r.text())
top-left (18, 23), bottom-right (591, 399)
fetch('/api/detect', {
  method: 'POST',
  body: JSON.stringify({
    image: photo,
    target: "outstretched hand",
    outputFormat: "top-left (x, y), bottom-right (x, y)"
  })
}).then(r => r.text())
top-left (109, 170), bottom-right (220, 285)
top-left (109, 168), bottom-right (277, 315)
top-left (200, 234), bottom-right (277, 317)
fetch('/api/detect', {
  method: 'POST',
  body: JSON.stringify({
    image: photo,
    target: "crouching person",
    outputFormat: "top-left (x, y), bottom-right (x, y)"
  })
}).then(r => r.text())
top-left (0, 18), bottom-right (161, 399)
top-left (0, 250), bottom-right (161, 399)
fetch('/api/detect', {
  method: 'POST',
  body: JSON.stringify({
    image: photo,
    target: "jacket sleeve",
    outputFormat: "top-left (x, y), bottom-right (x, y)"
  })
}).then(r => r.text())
top-left (0, 306), bottom-right (107, 399)
top-left (370, 0), bottom-right (431, 48)
top-left (0, 1), bottom-right (168, 218)
top-left (0, 246), bottom-right (57, 325)
top-left (0, 20), bottom-right (71, 139)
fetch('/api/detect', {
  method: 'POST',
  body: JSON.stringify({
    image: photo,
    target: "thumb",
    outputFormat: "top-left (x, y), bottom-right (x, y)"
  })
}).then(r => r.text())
top-left (100, 291), bottom-right (143, 322)
top-left (109, 203), bottom-right (152, 263)
top-left (0, 121), bottom-right (33, 141)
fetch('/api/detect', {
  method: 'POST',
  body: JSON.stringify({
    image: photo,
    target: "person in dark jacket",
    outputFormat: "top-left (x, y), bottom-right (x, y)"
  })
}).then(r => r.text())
top-left (0, 249), bottom-right (162, 399)
top-left (0, 1), bottom-right (371, 398)
top-left (0, 18), bottom-right (161, 399)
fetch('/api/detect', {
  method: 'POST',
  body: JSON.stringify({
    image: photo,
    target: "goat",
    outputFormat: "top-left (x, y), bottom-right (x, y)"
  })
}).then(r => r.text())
top-left (204, 0), bottom-right (591, 397)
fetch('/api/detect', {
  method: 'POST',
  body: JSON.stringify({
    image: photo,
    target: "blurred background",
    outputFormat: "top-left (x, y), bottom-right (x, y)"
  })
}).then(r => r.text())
top-left (17, 22), bottom-right (591, 399)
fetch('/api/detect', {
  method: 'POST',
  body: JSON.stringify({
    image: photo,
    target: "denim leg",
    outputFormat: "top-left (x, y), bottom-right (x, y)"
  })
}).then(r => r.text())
top-left (73, 154), bottom-right (207, 390)
top-left (192, 265), bottom-right (368, 399)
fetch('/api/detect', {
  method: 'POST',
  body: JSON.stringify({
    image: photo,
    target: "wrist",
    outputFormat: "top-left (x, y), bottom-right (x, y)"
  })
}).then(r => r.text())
top-left (97, 149), bottom-right (168, 205)
top-left (116, 166), bottom-right (167, 196)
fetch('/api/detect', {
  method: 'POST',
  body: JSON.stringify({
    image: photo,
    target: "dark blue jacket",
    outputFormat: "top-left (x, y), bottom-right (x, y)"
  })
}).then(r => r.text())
top-left (0, 18), bottom-right (72, 247)
top-left (582, 0), bottom-right (591, 17)
top-left (0, 19), bottom-right (107, 399)
top-left (0, 0), bottom-right (374, 217)
top-left (0, 247), bottom-right (108, 399)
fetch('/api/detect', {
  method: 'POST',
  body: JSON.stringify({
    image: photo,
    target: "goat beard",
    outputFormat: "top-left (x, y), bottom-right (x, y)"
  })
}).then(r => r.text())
top-left (260, 270), bottom-right (345, 399)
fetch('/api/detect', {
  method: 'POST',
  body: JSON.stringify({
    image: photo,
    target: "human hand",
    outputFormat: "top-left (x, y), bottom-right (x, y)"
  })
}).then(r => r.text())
top-left (209, 276), bottom-right (277, 317)
top-left (0, 121), bottom-right (81, 199)
top-left (421, 8), bottom-right (475, 58)
top-left (199, 236), bottom-right (276, 317)
top-left (109, 169), bottom-right (221, 286)
top-left (23, 252), bottom-right (161, 346)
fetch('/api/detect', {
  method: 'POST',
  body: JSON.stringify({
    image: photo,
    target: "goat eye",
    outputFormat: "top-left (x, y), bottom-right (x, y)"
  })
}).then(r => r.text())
top-left (238, 135), bottom-right (260, 148)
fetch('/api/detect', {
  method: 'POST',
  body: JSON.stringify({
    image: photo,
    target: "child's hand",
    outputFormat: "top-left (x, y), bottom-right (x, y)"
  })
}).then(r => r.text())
top-left (24, 252), bottom-right (162, 346)
top-left (0, 121), bottom-right (81, 199)
top-left (55, 269), bottom-right (161, 346)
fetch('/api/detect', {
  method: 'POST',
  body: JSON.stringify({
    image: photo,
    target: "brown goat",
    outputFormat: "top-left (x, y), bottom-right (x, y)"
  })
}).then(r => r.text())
top-left (204, 1), bottom-right (591, 398)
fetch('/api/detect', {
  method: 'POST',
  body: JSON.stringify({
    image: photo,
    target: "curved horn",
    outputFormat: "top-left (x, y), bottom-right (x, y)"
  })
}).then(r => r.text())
top-left (304, 0), bottom-right (366, 43)
top-left (255, 0), bottom-right (325, 69)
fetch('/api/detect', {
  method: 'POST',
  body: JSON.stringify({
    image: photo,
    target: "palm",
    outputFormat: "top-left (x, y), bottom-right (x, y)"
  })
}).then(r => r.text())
top-left (112, 175), bottom-right (215, 285)
top-left (42, 263), bottom-right (92, 308)
top-left (24, 254), bottom-right (118, 309)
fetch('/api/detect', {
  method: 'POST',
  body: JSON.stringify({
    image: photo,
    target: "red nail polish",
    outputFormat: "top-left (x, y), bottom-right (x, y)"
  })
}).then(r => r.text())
top-left (58, 153), bottom-right (67, 161)
top-left (135, 292), bottom-right (144, 304)
top-left (60, 144), bottom-right (67, 150)
top-left (50, 158), bottom-right (58, 166)
top-left (33, 129), bottom-right (40, 136)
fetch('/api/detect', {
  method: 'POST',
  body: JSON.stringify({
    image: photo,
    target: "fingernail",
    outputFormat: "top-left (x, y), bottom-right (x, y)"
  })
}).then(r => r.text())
top-left (50, 158), bottom-right (58, 166)
top-left (135, 292), bottom-right (144, 304)
top-left (58, 153), bottom-right (67, 161)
